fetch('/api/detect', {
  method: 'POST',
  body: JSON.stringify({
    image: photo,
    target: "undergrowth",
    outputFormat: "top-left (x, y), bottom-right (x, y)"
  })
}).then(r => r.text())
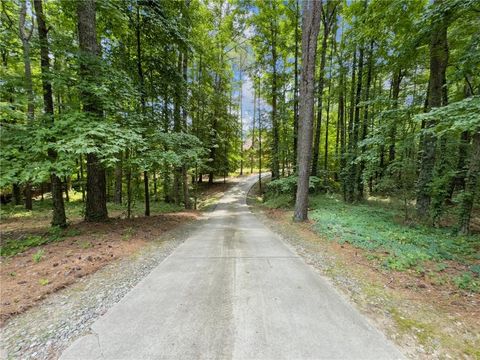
top-left (0, 227), bottom-right (81, 257)
top-left (262, 192), bottom-right (480, 292)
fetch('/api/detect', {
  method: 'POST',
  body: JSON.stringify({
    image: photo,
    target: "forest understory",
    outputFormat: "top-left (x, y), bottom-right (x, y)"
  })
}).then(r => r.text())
top-left (248, 180), bottom-right (480, 359)
top-left (0, 181), bottom-right (231, 325)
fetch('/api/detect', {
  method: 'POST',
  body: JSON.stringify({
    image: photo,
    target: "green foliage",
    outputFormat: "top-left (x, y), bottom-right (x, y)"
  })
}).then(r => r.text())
top-left (0, 223), bottom-right (80, 257)
top-left (39, 278), bottom-right (49, 286)
top-left (305, 194), bottom-right (479, 273)
top-left (453, 272), bottom-right (479, 293)
top-left (32, 249), bottom-right (45, 263)
top-left (265, 176), bottom-right (322, 198)
top-left (1, 236), bottom-right (45, 257)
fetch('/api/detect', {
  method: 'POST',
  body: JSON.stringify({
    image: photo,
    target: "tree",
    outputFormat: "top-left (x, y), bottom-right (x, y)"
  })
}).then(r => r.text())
top-left (18, 0), bottom-right (34, 210)
top-left (293, 0), bottom-right (322, 222)
top-left (77, 0), bottom-right (108, 222)
top-left (416, 0), bottom-right (449, 219)
top-left (33, 0), bottom-right (67, 227)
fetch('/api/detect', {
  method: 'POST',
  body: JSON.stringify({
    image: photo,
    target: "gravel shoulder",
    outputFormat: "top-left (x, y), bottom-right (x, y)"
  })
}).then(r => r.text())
top-left (0, 215), bottom-right (206, 360)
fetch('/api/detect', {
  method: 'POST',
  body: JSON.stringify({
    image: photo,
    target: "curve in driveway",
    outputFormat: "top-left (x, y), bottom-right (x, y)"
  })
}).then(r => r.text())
top-left (61, 175), bottom-right (404, 360)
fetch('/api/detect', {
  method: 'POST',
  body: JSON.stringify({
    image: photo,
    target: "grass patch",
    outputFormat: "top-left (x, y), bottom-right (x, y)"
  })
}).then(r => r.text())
top-left (389, 308), bottom-right (435, 346)
top-left (32, 249), bottom-right (45, 263)
top-left (0, 226), bottom-right (79, 257)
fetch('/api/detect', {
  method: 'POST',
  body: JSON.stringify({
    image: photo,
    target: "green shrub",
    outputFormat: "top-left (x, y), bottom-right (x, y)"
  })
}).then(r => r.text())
top-left (265, 176), bottom-right (322, 198)
top-left (0, 235), bottom-right (46, 257)
top-left (308, 194), bottom-right (480, 272)
top-left (453, 272), bottom-right (479, 293)
top-left (32, 249), bottom-right (45, 263)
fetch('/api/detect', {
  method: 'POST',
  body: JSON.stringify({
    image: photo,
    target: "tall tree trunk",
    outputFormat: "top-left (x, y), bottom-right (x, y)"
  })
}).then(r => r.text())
top-left (182, 47), bottom-right (191, 209)
top-left (449, 81), bottom-right (473, 198)
top-left (173, 53), bottom-right (183, 201)
top-left (270, 12), bottom-right (280, 180)
top-left (337, 21), bottom-right (347, 196)
top-left (292, 0), bottom-right (300, 170)
top-left (19, 0), bottom-right (34, 210)
top-left (357, 41), bottom-right (374, 200)
top-left (349, 46), bottom-right (364, 202)
top-left (77, 0), bottom-right (108, 222)
top-left (33, 0), bottom-right (67, 227)
top-left (251, 82), bottom-right (256, 174)
top-left (344, 46), bottom-right (357, 202)
top-left (125, 149), bottom-right (132, 219)
top-left (136, 4), bottom-right (150, 216)
top-left (458, 131), bottom-right (480, 235)
top-left (239, 62), bottom-right (244, 176)
top-left (311, 2), bottom-right (337, 177)
top-left (258, 82), bottom-right (263, 191)
top-left (388, 68), bottom-right (403, 164)
top-left (294, 0), bottom-right (322, 222)
top-left (311, 21), bottom-right (329, 177)
top-left (323, 28), bottom-right (336, 182)
top-left (416, 0), bottom-right (448, 218)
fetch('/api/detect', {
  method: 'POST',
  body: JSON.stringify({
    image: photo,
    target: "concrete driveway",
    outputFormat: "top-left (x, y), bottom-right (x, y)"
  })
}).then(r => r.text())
top-left (61, 175), bottom-right (404, 360)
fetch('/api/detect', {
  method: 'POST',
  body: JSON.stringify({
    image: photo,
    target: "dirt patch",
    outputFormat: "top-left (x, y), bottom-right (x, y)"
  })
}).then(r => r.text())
top-left (0, 212), bottom-right (199, 325)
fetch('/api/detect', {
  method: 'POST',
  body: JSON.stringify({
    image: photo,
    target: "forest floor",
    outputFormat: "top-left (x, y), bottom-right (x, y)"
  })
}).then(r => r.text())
top-left (248, 184), bottom-right (480, 359)
top-left (0, 181), bottom-right (232, 326)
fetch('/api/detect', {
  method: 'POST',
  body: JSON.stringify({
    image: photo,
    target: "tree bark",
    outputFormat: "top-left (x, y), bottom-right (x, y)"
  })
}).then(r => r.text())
top-left (458, 131), bottom-right (480, 235)
top-left (292, 0), bottom-right (300, 170)
top-left (416, 0), bottom-right (448, 218)
top-left (270, 10), bottom-right (280, 180)
top-left (182, 44), bottom-right (191, 209)
top-left (293, 0), bottom-right (322, 222)
top-left (34, 0), bottom-right (67, 227)
top-left (311, 16), bottom-right (329, 177)
top-left (19, 0), bottom-right (34, 210)
top-left (135, 4), bottom-right (150, 216)
top-left (357, 41), bottom-right (374, 200)
top-left (77, 0), bottom-right (108, 222)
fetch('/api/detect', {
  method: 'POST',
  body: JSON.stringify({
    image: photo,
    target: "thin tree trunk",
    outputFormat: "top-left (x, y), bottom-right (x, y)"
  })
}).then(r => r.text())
top-left (311, 19), bottom-right (329, 177)
top-left (136, 4), bottom-right (150, 216)
top-left (357, 41), bottom-right (374, 200)
top-left (34, 0), bottom-right (67, 227)
top-left (79, 155), bottom-right (85, 202)
top-left (294, 0), bottom-right (322, 221)
top-left (292, 0), bottom-right (300, 170)
top-left (126, 149), bottom-right (132, 219)
top-left (251, 83), bottom-right (256, 174)
top-left (345, 46), bottom-right (357, 202)
top-left (258, 81), bottom-right (262, 192)
top-left (19, 0), bottom-right (34, 211)
top-left (64, 176), bottom-right (70, 202)
top-left (270, 1), bottom-right (280, 180)
top-left (182, 45), bottom-right (191, 209)
top-left (114, 153), bottom-right (123, 204)
top-left (239, 62), bottom-right (244, 176)
top-left (153, 171), bottom-right (158, 202)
